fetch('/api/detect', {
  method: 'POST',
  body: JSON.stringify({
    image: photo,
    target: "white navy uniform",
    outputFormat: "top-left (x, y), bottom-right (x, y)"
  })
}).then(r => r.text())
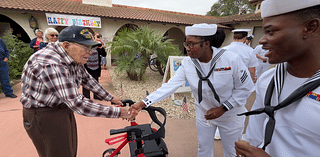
top-left (224, 42), bottom-right (259, 69)
top-left (246, 63), bottom-right (320, 156)
top-left (143, 47), bottom-right (254, 157)
top-left (254, 45), bottom-right (270, 79)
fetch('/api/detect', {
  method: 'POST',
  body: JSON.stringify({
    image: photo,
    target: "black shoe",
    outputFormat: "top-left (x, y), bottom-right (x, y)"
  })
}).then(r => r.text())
top-left (6, 94), bottom-right (17, 98)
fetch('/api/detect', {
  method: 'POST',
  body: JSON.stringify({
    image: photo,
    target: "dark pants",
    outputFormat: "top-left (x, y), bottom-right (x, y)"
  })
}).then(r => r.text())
top-left (0, 60), bottom-right (13, 96)
top-left (23, 106), bottom-right (77, 157)
top-left (82, 69), bottom-right (100, 100)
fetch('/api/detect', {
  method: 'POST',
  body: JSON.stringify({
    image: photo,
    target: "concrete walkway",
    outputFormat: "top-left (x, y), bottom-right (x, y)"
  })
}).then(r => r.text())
top-left (0, 69), bottom-right (256, 157)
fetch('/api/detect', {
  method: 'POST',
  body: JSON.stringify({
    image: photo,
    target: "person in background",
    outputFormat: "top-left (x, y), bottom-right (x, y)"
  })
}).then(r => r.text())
top-left (245, 35), bottom-right (254, 46)
top-left (254, 44), bottom-right (270, 80)
top-left (129, 23), bottom-right (254, 157)
top-left (21, 26), bottom-right (129, 157)
top-left (99, 35), bottom-right (108, 70)
top-left (82, 32), bottom-right (106, 100)
top-left (235, 1), bottom-right (320, 157)
top-left (224, 29), bottom-right (259, 83)
top-left (0, 38), bottom-right (17, 98)
top-left (40, 27), bottom-right (59, 49)
top-left (29, 29), bottom-right (44, 53)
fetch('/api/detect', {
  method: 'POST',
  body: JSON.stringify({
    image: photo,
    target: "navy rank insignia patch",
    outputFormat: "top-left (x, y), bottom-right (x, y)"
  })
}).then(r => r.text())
top-left (306, 91), bottom-right (320, 101)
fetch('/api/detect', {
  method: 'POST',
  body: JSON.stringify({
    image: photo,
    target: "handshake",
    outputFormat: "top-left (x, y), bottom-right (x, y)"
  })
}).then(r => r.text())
top-left (110, 96), bottom-right (147, 121)
top-left (120, 101), bottom-right (147, 121)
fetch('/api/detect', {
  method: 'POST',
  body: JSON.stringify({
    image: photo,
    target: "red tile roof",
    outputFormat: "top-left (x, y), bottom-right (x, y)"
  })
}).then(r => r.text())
top-left (0, 0), bottom-right (222, 26)
top-left (0, 0), bottom-right (262, 28)
top-left (211, 13), bottom-right (262, 25)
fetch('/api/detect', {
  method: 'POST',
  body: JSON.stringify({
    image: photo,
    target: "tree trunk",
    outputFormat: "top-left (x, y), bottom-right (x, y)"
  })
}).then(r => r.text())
top-left (126, 71), bottom-right (139, 81)
top-left (156, 60), bottom-right (165, 75)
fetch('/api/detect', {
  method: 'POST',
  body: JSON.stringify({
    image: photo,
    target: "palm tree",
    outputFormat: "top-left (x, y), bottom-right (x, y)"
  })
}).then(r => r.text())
top-left (109, 27), bottom-right (181, 81)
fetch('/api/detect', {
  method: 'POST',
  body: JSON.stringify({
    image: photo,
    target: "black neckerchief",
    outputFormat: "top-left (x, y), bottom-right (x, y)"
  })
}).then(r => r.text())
top-left (238, 63), bottom-right (320, 150)
top-left (191, 49), bottom-right (226, 104)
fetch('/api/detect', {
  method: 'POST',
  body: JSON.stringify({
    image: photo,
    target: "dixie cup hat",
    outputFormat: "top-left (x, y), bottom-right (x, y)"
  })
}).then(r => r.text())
top-left (246, 35), bottom-right (254, 40)
top-left (58, 25), bottom-right (102, 47)
top-left (232, 29), bottom-right (252, 33)
top-left (261, 0), bottom-right (320, 18)
top-left (185, 23), bottom-right (217, 36)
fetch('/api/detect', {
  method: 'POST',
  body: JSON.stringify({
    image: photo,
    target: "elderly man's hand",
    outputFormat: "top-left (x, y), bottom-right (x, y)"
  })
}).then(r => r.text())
top-left (120, 107), bottom-right (130, 119)
top-left (128, 101), bottom-right (146, 121)
top-left (111, 96), bottom-right (122, 106)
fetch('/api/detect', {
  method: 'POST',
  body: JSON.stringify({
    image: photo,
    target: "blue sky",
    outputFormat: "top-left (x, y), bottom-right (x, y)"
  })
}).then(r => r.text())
top-left (112, 0), bottom-right (219, 15)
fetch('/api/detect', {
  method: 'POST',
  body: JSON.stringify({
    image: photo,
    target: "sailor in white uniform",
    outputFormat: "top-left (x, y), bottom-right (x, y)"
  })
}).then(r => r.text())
top-left (130, 23), bottom-right (254, 157)
top-left (235, 0), bottom-right (320, 157)
top-left (245, 35), bottom-right (254, 46)
top-left (254, 44), bottom-right (270, 80)
top-left (224, 29), bottom-right (259, 83)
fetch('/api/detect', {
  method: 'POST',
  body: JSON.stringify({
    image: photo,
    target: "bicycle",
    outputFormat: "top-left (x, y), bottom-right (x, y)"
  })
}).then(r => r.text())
top-left (148, 55), bottom-right (166, 75)
top-left (103, 99), bottom-right (168, 157)
top-left (148, 54), bottom-right (159, 72)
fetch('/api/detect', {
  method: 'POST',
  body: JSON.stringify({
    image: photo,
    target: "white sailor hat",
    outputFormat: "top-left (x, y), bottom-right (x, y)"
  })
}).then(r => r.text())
top-left (261, 0), bottom-right (320, 18)
top-left (246, 35), bottom-right (254, 40)
top-left (185, 23), bottom-right (217, 36)
top-left (232, 29), bottom-right (252, 33)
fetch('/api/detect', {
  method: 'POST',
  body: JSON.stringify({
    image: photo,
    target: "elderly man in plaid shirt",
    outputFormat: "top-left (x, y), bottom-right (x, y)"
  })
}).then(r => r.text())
top-left (21, 25), bottom-right (129, 157)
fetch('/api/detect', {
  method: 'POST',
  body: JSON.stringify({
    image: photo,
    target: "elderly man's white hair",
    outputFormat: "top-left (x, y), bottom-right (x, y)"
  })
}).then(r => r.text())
top-left (43, 27), bottom-right (59, 43)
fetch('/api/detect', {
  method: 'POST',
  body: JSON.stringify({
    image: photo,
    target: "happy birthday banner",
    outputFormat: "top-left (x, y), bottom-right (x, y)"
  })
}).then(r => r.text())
top-left (45, 13), bottom-right (101, 28)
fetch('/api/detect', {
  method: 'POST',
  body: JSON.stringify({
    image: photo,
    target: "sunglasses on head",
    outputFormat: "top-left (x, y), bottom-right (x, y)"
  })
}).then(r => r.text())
top-left (50, 34), bottom-right (59, 37)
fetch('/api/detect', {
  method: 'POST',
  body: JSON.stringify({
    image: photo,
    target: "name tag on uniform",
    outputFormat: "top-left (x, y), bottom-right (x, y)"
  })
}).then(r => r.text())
top-left (306, 91), bottom-right (320, 101)
top-left (214, 67), bottom-right (231, 71)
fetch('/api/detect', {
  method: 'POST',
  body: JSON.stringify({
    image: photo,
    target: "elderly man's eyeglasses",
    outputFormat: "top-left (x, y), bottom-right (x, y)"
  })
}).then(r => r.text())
top-left (183, 41), bottom-right (203, 48)
top-left (73, 43), bottom-right (96, 52)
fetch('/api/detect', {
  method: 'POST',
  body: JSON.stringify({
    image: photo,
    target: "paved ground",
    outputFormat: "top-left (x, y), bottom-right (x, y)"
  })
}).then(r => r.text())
top-left (0, 69), bottom-right (255, 157)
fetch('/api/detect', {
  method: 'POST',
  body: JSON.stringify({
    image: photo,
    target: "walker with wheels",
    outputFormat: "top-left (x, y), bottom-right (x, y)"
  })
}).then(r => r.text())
top-left (103, 99), bottom-right (168, 157)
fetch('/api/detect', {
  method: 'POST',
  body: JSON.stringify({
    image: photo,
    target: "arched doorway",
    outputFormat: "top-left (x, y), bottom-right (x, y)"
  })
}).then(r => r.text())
top-left (111, 23), bottom-right (139, 63)
top-left (114, 24), bottom-right (139, 36)
top-left (0, 14), bottom-right (30, 43)
top-left (163, 27), bottom-right (185, 55)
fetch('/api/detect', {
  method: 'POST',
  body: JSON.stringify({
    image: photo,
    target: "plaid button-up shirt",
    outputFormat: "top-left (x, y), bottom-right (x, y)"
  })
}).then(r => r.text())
top-left (20, 42), bottom-right (121, 118)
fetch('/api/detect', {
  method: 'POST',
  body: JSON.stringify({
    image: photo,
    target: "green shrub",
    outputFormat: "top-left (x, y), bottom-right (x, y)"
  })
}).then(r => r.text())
top-left (108, 27), bottom-right (181, 81)
top-left (2, 29), bottom-right (33, 80)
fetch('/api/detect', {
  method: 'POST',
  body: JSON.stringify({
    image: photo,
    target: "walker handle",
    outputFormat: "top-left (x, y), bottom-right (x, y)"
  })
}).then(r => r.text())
top-left (110, 128), bottom-right (127, 135)
top-left (111, 99), bottom-right (135, 107)
top-left (121, 99), bottom-right (135, 107)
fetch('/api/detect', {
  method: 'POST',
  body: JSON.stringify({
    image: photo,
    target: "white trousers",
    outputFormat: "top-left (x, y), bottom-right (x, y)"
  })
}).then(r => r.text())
top-left (196, 116), bottom-right (245, 157)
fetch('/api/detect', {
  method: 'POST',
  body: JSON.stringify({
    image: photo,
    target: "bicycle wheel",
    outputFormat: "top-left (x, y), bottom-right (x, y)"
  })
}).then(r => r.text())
top-left (102, 148), bottom-right (120, 157)
top-left (149, 58), bottom-right (159, 72)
